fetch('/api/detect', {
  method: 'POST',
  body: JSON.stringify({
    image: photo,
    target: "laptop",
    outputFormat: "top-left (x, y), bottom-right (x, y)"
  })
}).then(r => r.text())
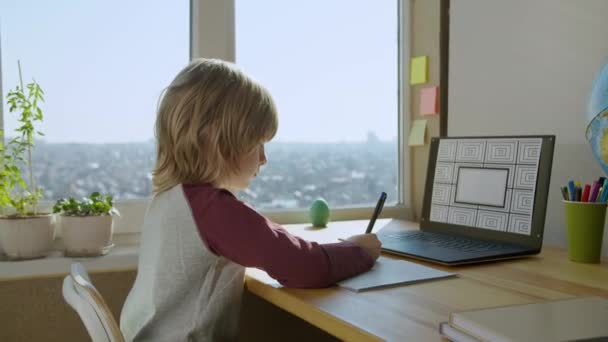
top-left (378, 135), bottom-right (555, 265)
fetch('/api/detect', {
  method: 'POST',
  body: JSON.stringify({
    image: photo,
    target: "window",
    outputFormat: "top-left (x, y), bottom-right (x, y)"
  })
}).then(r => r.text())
top-left (234, 0), bottom-right (401, 211)
top-left (0, 1), bottom-right (189, 201)
top-left (1, 0), bottom-right (409, 233)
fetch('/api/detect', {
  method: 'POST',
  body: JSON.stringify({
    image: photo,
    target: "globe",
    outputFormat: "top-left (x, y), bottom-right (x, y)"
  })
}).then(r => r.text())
top-left (586, 61), bottom-right (608, 176)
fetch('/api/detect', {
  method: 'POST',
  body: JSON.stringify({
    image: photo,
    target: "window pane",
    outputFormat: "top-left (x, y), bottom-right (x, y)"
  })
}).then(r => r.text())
top-left (236, 0), bottom-right (399, 209)
top-left (0, 0), bottom-right (188, 199)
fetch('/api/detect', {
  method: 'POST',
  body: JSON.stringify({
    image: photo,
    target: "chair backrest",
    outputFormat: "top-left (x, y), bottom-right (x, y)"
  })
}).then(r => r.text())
top-left (62, 263), bottom-right (125, 342)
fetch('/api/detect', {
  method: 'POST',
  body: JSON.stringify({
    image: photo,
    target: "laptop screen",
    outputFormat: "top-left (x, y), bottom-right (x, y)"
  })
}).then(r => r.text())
top-left (427, 137), bottom-right (543, 237)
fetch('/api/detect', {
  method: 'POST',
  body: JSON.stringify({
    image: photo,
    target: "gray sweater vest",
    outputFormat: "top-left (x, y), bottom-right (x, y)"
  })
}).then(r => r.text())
top-left (120, 185), bottom-right (244, 341)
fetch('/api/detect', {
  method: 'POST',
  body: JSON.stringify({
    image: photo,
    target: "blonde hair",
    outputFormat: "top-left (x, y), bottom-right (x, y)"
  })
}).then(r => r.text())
top-left (152, 59), bottom-right (278, 194)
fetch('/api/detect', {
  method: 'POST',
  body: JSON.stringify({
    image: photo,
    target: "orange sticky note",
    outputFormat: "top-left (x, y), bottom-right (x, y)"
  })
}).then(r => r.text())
top-left (420, 86), bottom-right (439, 115)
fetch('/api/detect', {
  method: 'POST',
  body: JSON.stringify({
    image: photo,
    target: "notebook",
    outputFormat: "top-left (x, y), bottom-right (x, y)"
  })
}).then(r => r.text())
top-left (378, 135), bottom-right (556, 265)
top-left (337, 256), bottom-right (456, 292)
top-left (441, 297), bottom-right (608, 342)
top-left (439, 322), bottom-right (480, 342)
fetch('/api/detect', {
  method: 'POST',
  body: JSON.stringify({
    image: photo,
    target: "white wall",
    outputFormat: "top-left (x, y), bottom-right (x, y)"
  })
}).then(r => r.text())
top-left (448, 0), bottom-right (608, 255)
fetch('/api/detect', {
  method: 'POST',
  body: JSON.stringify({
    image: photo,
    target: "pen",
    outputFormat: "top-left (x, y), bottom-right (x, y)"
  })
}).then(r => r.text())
top-left (366, 192), bottom-right (387, 234)
top-left (601, 180), bottom-right (608, 203)
top-left (599, 179), bottom-right (608, 203)
top-left (582, 184), bottom-right (591, 202)
top-left (561, 186), bottom-right (569, 201)
top-left (568, 180), bottom-right (576, 202)
top-left (590, 181), bottom-right (600, 202)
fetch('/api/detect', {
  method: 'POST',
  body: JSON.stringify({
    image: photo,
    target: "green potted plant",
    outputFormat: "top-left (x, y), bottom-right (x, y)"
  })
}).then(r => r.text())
top-left (53, 192), bottom-right (119, 256)
top-left (0, 61), bottom-right (53, 260)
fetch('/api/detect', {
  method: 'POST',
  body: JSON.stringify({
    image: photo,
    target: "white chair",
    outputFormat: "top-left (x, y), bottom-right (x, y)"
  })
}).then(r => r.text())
top-left (62, 263), bottom-right (125, 342)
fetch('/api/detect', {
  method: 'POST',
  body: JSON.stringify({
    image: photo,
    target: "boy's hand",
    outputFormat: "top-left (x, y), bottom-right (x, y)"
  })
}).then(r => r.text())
top-left (344, 234), bottom-right (382, 262)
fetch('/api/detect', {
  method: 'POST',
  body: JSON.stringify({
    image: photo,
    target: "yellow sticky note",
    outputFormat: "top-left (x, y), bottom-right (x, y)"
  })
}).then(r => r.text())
top-left (408, 119), bottom-right (427, 146)
top-left (410, 56), bottom-right (428, 85)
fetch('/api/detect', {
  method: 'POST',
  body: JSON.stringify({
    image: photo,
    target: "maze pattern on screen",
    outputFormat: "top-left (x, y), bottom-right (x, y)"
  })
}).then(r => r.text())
top-left (429, 138), bottom-right (541, 235)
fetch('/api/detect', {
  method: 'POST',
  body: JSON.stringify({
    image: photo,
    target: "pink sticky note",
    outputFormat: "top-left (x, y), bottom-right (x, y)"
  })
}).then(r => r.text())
top-left (420, 86), bottom-right (439, 116)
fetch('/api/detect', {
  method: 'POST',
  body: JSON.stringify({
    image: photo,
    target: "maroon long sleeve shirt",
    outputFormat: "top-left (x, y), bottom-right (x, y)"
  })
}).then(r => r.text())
top-left (183, 183), bottom-right (374, 288)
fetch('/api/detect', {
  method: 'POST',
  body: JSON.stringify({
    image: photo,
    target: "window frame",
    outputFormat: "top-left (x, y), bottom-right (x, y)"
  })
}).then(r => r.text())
top-left (189, 0), bottom-right (413, 224)
top-left (0, 0), bottom-right (413, 235)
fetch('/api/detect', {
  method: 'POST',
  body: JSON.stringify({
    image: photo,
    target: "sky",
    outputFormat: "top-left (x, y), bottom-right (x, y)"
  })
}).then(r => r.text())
top-left (1, 0), bottom-right (398, 144)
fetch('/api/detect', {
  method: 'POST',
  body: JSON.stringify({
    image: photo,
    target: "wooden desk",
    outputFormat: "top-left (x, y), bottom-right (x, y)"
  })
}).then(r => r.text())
top-left (244, 219), bottom-right (608, 342)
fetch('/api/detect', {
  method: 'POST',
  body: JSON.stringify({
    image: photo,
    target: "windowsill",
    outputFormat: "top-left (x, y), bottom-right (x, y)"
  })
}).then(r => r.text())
top-left (0, 239), bottom-right (140, 282)
top-left (0, 218), bottom-right (399, 282)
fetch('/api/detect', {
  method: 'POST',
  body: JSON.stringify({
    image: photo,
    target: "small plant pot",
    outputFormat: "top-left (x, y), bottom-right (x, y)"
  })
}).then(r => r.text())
top-left (60, 215), bottom-right (114, 257)
top-left (0, 214), bottom-right (55, 260)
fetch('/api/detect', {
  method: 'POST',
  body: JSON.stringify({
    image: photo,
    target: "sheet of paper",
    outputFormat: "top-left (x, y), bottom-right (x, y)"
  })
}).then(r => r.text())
top-left (338, 257), bottom-right (456, 292)
top-left (420, 86), bottom-right (439, 115)
top-left (410, 56), bottom-right (428, 85)
top-left (408, 119), bottom-right (427, 146)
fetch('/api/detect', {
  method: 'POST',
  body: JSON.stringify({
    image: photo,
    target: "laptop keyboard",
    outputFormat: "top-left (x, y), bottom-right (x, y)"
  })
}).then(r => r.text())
top-left (383, 231), bottom-right (511, 253)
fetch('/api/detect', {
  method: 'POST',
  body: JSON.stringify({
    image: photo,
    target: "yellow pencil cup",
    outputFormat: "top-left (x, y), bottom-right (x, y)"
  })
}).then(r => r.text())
top-left (563, 200), bottom-right (606, 263)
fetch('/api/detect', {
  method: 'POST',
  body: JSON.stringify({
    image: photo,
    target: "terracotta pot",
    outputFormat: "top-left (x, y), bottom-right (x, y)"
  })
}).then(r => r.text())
top-left (0, 214), bottom-right (55, 260)
top-left (60, 215), bottom-right (113, 257)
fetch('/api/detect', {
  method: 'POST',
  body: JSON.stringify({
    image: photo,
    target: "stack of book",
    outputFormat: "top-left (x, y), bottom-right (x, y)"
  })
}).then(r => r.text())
top-left (439, 297), bottom-right (608, 342)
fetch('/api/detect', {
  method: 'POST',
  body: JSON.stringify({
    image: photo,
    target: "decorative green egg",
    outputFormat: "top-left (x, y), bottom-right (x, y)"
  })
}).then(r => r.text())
top-left (309, 199), bottom-right (330, 227)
